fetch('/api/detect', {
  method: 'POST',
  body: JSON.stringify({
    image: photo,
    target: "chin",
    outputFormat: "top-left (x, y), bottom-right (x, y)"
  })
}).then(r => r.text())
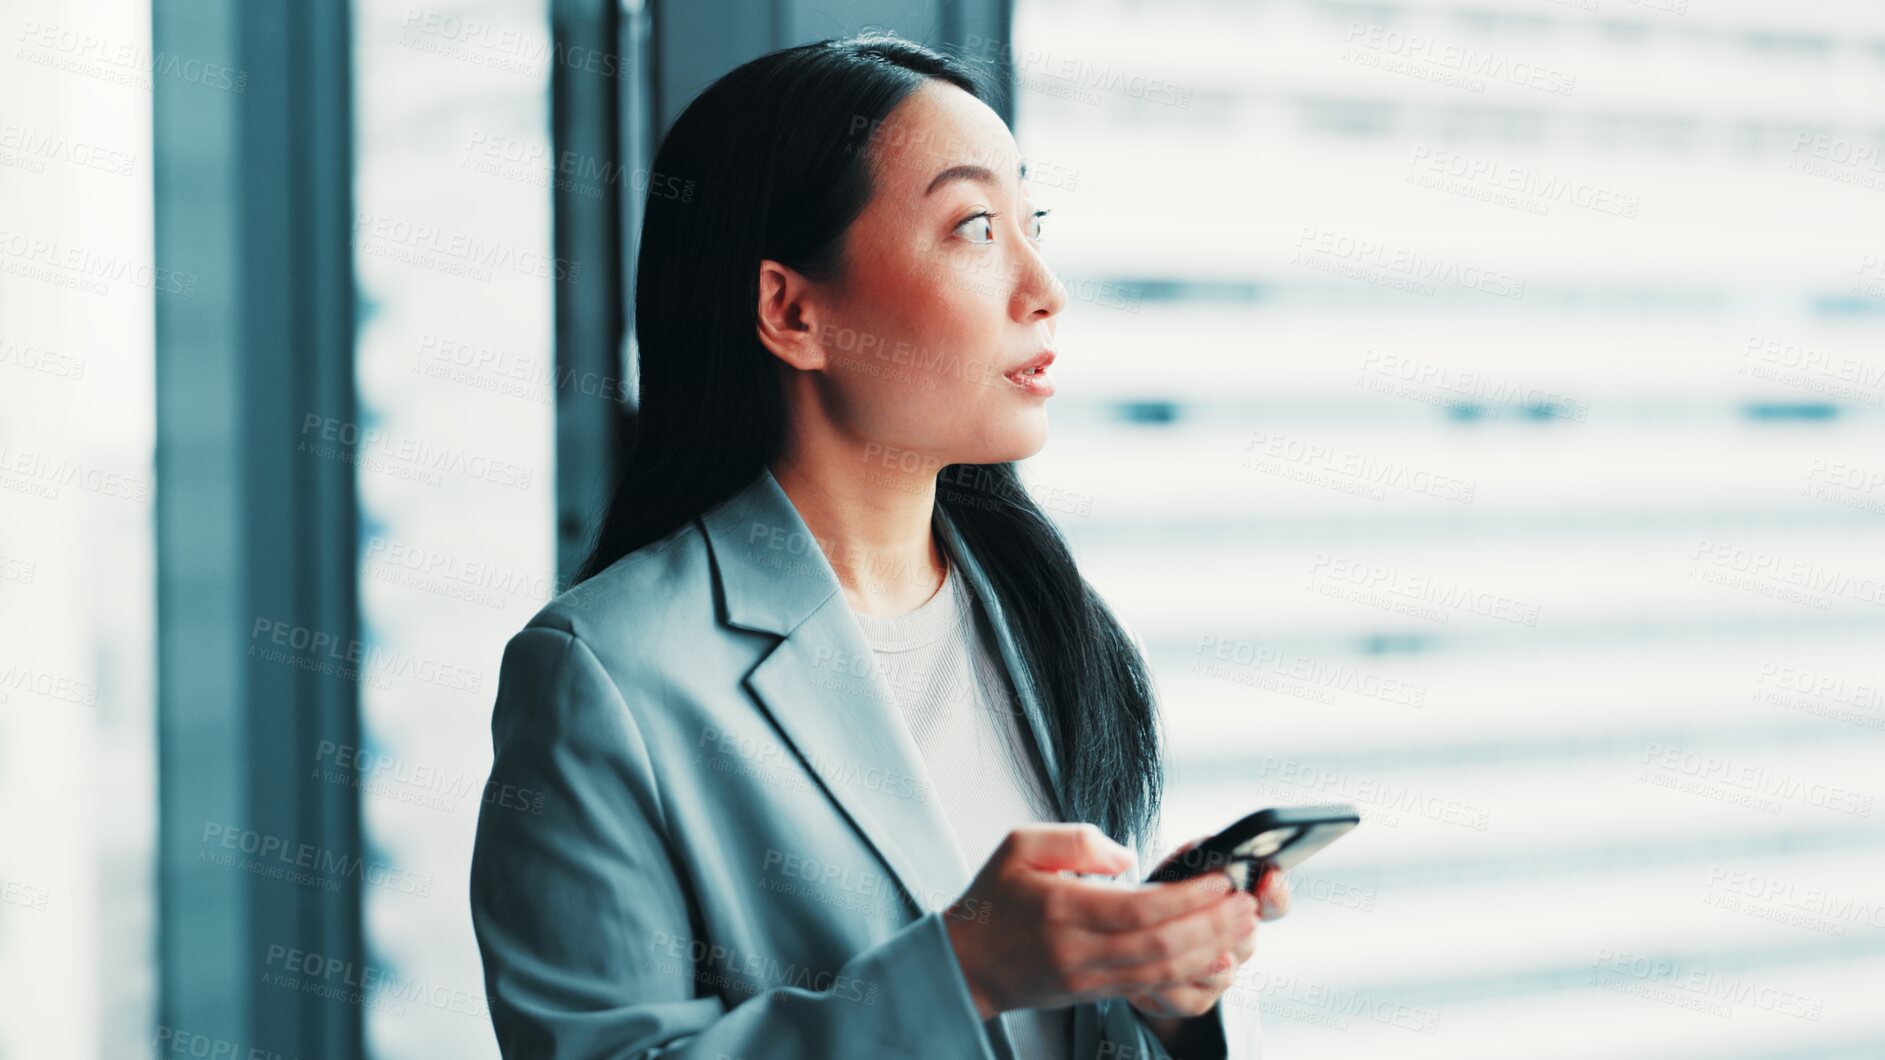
top-left (983, 417), bottom-right (1050, 464)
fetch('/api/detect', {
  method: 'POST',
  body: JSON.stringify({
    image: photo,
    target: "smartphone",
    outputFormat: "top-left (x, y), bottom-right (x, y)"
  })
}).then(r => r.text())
top-left (1144, 805), bottom-right (1360, 893)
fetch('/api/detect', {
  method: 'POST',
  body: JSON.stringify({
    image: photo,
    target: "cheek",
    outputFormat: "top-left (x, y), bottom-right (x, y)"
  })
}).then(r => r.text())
top-left (908, 253), bottom-right (1012, 390)
top-left (850, 249), bottom-right (1008, 396)
top-left (920, 242), bottom-right (1015, 321)
top-left (818, 238), bottom-right (1036, 456)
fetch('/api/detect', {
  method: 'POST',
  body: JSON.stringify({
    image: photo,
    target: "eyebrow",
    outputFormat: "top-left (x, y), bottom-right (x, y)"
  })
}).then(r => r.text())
top-left (924, 159), bottom-right (1030, 197)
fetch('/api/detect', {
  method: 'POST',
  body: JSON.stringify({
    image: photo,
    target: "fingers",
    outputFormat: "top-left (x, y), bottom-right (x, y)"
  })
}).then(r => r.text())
top-left (1129, 926), bottom-right (1254, 1019)
top-left (1217, 923), bottom-right (1257, 977)
top-left (1231, 925), bottom-right (1257, 964)
top-left (1179, 920), bottom-right (1258, 990)
top-left (1089, 890), bottom-right (1256, 968)
top-left (1090, 912), bottom-right (1254, 995)
top-left (1060, 890), bottom-right (1256, 998)
top-left (1041, 861), bottom-right (1272, 1005)
top-left (1144, 917), bottom-right (1257, 1009)
top-left (1256, 866), bottom-right (1291, 921)
top-left (1005, 823), bottom-right (1136, 875)
top-left (1134, 987), bottom-right (1219, 1020)
top-left (1051, 868), bottom-right (1238, 932)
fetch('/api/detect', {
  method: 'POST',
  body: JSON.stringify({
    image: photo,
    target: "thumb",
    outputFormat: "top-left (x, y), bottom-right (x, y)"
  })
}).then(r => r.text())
top-left (1007, 823), bottom-right (1135, 874)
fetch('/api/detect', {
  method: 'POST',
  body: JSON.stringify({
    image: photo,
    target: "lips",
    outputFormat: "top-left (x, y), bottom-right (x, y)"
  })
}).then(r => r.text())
top-left (1004, 349), bottom-right (1055, 380)
top-left (1003, 349), bottom-right (1056, 397)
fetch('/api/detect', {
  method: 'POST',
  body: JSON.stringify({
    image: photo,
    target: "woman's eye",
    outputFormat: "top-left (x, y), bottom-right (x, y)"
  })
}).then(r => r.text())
top-left (956, 211), bottom-right (996, 245)
top-left (955, 209), bottom-right (1051, 245)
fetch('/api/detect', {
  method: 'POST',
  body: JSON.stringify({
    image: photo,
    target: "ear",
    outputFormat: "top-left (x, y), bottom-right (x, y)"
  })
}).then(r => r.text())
top-left (755, 258), bottom-right (826, 371)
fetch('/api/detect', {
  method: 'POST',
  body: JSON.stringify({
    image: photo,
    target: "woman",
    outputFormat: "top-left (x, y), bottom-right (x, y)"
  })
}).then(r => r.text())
top-left (469, 33), bottom-right (1288, 1060)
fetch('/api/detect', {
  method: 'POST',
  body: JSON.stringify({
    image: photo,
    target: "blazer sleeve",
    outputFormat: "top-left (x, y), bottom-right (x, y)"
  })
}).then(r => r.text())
top-left (469, 626), bottom-right (997, 1059)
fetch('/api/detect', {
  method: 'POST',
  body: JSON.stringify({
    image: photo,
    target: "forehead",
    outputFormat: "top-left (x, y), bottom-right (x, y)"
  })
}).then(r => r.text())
top-left (863, 81), bottom-right (1021, 196)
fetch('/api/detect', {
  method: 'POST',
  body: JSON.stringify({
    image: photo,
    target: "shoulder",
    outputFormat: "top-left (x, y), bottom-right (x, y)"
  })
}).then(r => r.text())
top-left (505, 516), bottom-right (719, 685)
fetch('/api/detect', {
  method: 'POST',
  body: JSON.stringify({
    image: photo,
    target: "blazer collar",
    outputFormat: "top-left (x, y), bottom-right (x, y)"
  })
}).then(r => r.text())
top-left (698, 463), bottom-right (1065, 808)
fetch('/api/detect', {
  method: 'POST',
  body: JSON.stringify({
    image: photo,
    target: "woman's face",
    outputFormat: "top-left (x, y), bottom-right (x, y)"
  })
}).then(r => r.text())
top-left (759, 81), bottom-right (1067, 473)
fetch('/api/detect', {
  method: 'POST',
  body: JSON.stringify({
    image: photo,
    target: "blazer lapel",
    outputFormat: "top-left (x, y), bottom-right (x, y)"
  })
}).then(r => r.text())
top-left (699, 465), bottom-right (976, 914)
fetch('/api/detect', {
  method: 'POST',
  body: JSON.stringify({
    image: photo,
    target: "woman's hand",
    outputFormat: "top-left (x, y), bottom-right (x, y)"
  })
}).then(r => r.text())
top-left (1126, 839), bottom-right (1290, 1036)
top-left (942, 824), bottom-right (1258, 1020)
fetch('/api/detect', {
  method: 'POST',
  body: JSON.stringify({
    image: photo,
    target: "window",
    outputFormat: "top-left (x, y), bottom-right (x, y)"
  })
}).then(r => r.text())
top-left (353, 3), bottom-right (556, 1056)
top-left (1013, 0), bottom-right (1885, 1053)
top-left (0, 1), bottom-right (157, 1056)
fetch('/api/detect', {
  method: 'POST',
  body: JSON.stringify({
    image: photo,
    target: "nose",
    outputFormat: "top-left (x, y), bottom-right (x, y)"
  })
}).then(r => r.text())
top-left (1011, 240), bottom-right (1067, 323)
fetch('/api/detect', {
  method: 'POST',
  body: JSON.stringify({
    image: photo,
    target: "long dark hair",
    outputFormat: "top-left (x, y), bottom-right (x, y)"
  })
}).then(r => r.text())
top-left (575, 34), bottom-right (1163, 850)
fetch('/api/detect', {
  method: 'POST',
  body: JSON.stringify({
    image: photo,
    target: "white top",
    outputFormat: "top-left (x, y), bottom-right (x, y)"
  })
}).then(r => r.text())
top-left (847, 556), bottom-right (1075, 1060)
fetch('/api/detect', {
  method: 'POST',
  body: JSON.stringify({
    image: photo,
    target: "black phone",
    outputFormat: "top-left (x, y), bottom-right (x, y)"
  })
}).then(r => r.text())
top-left (1144, 805), bottom-right (1360, 893)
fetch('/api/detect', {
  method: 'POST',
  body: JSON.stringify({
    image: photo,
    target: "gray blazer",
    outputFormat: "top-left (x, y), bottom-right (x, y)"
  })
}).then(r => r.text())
top-left (469, 465), bottom-right (1261, 1058)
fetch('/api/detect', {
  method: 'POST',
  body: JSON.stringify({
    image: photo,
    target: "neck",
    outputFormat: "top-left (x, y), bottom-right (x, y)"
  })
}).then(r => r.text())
top-left (769, 442), bottom-right (947, 618)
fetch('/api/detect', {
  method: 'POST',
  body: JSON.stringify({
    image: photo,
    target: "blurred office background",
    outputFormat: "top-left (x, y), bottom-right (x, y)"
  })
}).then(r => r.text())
top-left (2, 0), bottom-right (1882, 1057)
